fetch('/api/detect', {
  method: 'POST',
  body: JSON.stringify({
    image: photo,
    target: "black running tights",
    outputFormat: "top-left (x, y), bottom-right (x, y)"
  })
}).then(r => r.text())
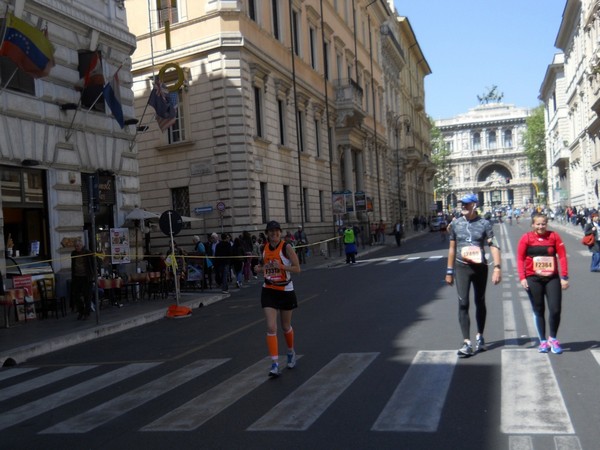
top-left (455, 263), bottom-right (489, 340)
top-left (526, 275), bottom-right (562, 339)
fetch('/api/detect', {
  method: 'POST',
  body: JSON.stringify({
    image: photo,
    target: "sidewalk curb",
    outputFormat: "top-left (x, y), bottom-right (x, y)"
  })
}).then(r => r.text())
top-left (1, 294), bottom-right (223, 367)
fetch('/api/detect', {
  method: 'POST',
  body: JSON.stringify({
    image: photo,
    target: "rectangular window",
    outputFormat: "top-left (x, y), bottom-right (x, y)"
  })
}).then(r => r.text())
top-left (254, 86), bottom-right (263, 138)
top-left (314, 119), bottom-right (321, 157)
top-left (336, 53), bottom-right (343, 83)
top-left (77, 50), bottom-right (105, 112)
top-left (303, 187), bottom-right (309, 222)
top-left (248, 0), bottom-right (257, 21)
top-left (284, 185), bottom-right (291, 223)
top-left (364, 80), bottom-right (370, 112)
top-left (278, 99), bottom-right (286, 145)
top-left (297, 110), bottom-right (305, 152)
top-left (260, 182), bottom-right (268, 224)
top-left (309, 26), bottom-right (317, 70)
top-left (292, 9), bottom-right (300, 56)
top-left (156, 0), bottom-right (179, 27)
top-left (0, 54), bottom-right (35, 96)
top-left (503, 130), bottom-right (513, 148)
top-left (319, 190), bottom-right (325, 222)
top-left (167, 91), bottom-right (185, 144)
top-left (171, 186), bottom-right (190, 229)
top-left (272, 0), bottom-right (280, 40)
top-left (488, 131), bottom-right (496, 149)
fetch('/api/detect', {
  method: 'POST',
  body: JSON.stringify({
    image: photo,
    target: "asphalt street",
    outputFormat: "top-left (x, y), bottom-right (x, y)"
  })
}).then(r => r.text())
top-left (1, 218), bottom-right (599, 450)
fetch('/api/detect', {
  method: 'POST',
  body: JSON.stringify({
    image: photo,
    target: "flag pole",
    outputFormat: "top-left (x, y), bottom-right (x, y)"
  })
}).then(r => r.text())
top-left (64, 98), bottom-right (82, 142)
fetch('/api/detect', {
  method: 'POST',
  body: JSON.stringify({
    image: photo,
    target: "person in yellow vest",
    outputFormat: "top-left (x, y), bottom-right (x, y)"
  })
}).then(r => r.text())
top-left (344, 225), bottom-right (357, 264)
top-left (254, 220), bottom-right (301, 377)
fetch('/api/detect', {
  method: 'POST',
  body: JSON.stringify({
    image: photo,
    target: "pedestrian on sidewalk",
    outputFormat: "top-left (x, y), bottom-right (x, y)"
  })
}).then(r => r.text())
top-left (517, 212), bottom-right (569, 354)
top-left (231, 237), bottom-right (245, 288)
top-left (214, 233), bottom-right (232, 293)
top-left (584, 213), bottom-right (600, 271)
top-left (394, 220), bottom-right (404, 247)
top-left (70, 239), bottom-right (95, 320)
top-left (445, 193), bottom-right (502, 357)
top-left (293, 225), bottom-right (308, 264)
top-left (343, 225), bottom-right (358, 264)
top-left (254, 220), bottom-right (301, 377)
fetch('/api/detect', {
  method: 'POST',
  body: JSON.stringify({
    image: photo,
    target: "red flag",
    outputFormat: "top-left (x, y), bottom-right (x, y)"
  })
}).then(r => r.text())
top-left (75, 51), bottom-right (105, 108)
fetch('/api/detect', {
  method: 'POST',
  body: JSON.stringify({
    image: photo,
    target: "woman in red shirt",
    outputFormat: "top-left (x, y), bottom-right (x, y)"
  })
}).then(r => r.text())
top-left (517, 213), bottom-right (569, 354)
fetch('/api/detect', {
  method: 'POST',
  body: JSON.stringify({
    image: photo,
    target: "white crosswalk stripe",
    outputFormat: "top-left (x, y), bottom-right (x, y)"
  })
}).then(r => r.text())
top-left (0, 367), bottom-right (37, 382)
top-left (248, 352), bottom-right (378, 431)
top-left (501, 349), bottom-right (574, 434)
top-left (372, 351), bottom-right (456, 432)
top-left (1, 365), bottom-right (96, 401)
top-left (141, 357), bottom-right (294, 431)
top-left (0, 362), bottom-right (158, 431)
top-left (41, 359), bottom-right (228, 434)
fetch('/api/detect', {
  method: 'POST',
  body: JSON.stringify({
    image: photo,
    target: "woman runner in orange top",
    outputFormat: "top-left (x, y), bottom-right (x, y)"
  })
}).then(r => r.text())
top-left (254, 220), bottom-right (302, 377)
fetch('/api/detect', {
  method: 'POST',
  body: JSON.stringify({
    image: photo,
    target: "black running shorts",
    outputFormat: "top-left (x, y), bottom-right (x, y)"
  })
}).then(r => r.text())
top-left (261, 288), bottom-right (298, 310)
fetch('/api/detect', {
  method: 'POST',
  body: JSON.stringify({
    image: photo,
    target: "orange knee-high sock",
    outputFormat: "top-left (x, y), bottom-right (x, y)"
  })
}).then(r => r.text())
top-left (284, 327), bottom-right (294, 351)
top-left (266, 333), bottom-right (278, 360)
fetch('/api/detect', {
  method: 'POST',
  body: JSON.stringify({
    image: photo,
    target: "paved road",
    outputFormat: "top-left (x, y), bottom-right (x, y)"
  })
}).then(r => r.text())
top-left (1, 220), bottom-right (599, 449)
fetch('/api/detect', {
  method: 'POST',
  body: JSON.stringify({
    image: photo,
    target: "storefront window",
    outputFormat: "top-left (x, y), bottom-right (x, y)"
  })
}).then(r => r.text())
top-left (1, 166), bottom-right (49, 257)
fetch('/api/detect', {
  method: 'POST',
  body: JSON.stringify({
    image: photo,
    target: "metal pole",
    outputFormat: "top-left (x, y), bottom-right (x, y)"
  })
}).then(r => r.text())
top-left (288, 0), bottom-right (305, 228)
top-left (88, 174), bottom-right (100, 324)
top-left (167, 211), bottom-right (180, 305)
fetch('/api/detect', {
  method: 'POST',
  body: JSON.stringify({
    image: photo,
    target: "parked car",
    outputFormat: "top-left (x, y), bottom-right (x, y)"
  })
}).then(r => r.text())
top-left (430, 217), bottom-right (447, 231)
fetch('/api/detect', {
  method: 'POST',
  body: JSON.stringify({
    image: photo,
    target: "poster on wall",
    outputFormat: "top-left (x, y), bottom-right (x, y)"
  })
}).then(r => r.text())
top-left (12, 275), bottom-right (36, 321)
top-left (110, 228), bottom-right (130, 265)
top-left (332, 192), bottom-right (345, 215)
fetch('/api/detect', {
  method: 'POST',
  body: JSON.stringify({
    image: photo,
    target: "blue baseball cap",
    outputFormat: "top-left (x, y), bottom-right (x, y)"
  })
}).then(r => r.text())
top-left (460, 193), bottom-right (478, 204)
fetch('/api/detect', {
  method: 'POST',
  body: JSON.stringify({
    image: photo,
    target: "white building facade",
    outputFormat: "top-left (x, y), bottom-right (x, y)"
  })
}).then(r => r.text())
top-left (436, 103), bottom-right (539, 212)
top-left (0, 0), bottom-right (138, 294)
top-left (127, 0), bottom-right (435, 248)
top-left (540, 0), bottom-right (600, 210)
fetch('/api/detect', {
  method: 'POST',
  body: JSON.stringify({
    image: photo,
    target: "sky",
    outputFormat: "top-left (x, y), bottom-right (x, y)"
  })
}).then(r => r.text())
top-left (394, 0), bottom-right (567, 120)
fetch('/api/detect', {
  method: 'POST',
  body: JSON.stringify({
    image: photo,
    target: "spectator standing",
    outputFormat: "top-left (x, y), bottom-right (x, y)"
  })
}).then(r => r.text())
top-left (214, 233), bottom-right (232, 293)
top-left (584, 213), bottom-right (600, 272)
top-left (394, 220), bottom-right (404, 247)
top-left (71, 239), bottom-right (95, 320)
top-left (343, 225), bottom-right (358, 264)
top-left (232, 237), bottom-right (245, 288)
top-left (241, 231), bottom-right (254, 282)
top-left (293, 225), bottom-right (308, 264)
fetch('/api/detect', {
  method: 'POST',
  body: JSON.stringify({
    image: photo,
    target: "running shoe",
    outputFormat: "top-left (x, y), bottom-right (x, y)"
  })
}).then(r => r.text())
top-left (538, 341), bottom-right (550, 353)
top-left (287, 351), bottom-right (297, 369)
top-left (548, 338), bottom-right (563, 354)
top-left (457, 343), bottom-right (474, 357)
top-left (475, 336), bottom-right (487, 352)
top-left (268, 362), bottom-right (280, 377)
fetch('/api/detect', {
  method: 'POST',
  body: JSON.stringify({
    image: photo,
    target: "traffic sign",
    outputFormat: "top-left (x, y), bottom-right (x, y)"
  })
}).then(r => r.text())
top-left (216, 201), bottom-right (226, 212)
top-left (194, 206), bottom-right (213, 214)
top-left (159, 210), bottom-right (183, 236)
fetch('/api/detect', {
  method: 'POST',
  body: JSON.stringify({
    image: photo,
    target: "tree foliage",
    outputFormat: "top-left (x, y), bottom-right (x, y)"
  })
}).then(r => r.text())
top-left (430, 117), bottom-right (451, 196)
top-left (522, 105), bottom-right (548, 199)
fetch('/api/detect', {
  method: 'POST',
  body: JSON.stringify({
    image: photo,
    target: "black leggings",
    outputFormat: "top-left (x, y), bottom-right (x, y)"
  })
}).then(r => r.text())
top-left (526, 275), bottom-right (562, 339)
top-left (455, 263), bottom-right (489, 340)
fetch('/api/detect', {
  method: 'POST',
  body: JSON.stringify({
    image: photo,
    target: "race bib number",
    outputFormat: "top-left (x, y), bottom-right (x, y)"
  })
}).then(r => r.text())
top-left (532, 256), bottom-right (555, 276)
top-left (264, 260), bottom-right (285, 283)
top-left (461, 245), bottom-right (483, 264)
